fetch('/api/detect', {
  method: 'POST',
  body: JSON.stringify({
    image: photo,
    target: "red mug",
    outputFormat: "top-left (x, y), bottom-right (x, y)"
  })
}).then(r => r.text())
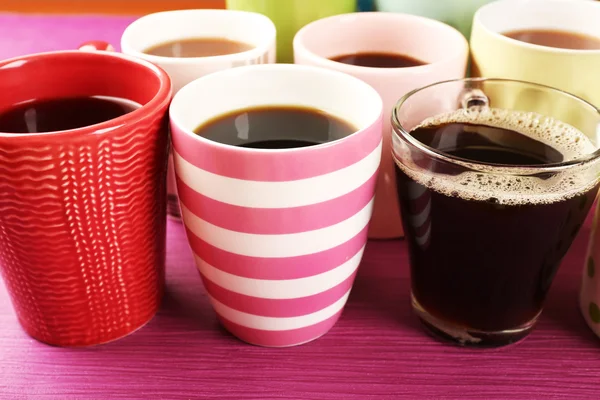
top-left (0, 48), bottom-right (172, 346)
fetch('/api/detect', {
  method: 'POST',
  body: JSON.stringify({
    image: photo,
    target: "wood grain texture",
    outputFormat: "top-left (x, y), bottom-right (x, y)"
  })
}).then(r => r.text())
top-left (1, 218), bottom-right (600, 400)
top-left (1, 12), bottom-right (600, 400)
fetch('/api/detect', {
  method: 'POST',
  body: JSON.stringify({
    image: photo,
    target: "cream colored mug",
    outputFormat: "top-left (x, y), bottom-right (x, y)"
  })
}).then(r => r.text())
top-left (120, 9), bottom-right (276, 219)
top-left (470, 0), bottom-right (600, 107)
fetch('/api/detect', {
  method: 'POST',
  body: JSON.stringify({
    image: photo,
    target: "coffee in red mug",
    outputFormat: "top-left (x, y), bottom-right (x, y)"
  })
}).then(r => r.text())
top-left (0, 49), bottom-right (172, 346)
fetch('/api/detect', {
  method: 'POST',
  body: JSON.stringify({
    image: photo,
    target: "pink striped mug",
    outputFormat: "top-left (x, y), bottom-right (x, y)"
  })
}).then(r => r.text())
top-left (170, 64), bottom-right (383, 347)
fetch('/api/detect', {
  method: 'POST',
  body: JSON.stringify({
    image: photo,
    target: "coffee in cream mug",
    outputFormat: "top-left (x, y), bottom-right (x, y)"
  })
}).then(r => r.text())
top-left (470, 0), bottom-right (600, 106)
top-left (121, 9), bottom-right (276, 219)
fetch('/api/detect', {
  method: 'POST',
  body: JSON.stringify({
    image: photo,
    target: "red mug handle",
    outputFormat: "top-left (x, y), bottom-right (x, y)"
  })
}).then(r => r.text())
top-left (78, 40), bottom-right (115, 52)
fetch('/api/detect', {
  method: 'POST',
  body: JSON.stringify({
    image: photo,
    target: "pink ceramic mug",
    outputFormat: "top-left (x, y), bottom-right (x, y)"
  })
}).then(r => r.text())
top-left (170, 64), bottom-right (383, 347)
top-left (294, 12), bottom-right (469, 239)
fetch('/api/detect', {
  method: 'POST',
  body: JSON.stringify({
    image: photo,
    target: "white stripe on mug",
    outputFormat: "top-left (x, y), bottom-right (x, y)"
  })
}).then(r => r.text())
top-left (194, 245), bottom-right (364, 299)
top-left (180, 199), bottom-right (374, 257)
top-left (209, 290), bottom-right (351, 331)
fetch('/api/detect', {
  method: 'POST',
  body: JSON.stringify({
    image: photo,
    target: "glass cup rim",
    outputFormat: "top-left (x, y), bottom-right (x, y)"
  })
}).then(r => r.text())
top-left (391, 77), bottom-right (600, 172)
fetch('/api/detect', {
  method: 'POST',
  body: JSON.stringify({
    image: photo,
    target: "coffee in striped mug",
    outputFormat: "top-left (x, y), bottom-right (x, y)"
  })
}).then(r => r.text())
top-left (169, 64), bottom-right (383, 346)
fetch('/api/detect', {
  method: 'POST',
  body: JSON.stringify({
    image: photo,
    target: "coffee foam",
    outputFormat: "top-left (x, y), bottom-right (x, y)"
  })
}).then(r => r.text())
top-left (394, 107), bottom-right (600, 205)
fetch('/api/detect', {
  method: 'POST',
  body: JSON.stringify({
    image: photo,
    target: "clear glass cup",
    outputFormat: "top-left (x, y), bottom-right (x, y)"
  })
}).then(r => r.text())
top-left (392, 78), bottom-right (600, 347)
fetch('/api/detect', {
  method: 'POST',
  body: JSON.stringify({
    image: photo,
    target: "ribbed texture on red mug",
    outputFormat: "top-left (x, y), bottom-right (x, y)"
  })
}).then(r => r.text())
top-left (0, 118), bottom-right (169, 346)
top-left (171, 121), bottom-right (382, 347)
top-left (0, 51), bottom-right (172, 346)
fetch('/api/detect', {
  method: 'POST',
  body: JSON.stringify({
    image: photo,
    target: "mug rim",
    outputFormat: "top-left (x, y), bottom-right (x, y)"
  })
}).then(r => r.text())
top-left (169, 63), bottom-right (383, 154)
top-left (120, 9), bottom-right (277, 65)
top-left (293, 11), bottom-right (469, 76)
top-left (391, 77), bottom-right (600, 172)
top-left (473, 0), bottom-right (600, 55)
top-left (0, 50), bottom-right (172, 138)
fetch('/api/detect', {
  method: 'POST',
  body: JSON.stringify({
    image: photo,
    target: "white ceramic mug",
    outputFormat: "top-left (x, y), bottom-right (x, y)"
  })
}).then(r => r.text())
top-left (121, 9), bottom-right (276, 218)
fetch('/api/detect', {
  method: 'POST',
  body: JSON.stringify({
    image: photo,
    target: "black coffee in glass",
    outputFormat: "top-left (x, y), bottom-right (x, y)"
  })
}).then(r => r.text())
top-left (394, 106), bottom-right (599, 346)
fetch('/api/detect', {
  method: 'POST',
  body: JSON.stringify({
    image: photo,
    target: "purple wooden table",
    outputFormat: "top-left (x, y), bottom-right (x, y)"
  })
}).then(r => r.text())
top-left (1, 13), bottom-right (600, 400)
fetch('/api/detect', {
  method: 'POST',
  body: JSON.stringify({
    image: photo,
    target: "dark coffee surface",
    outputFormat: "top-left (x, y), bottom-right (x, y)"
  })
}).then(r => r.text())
top-left (503, 28), bottom-right (600, 50)
top-left (193, 105), bottom-right (356, 148)
top-left (144, 37), bottom-right (254, 58)
top-left (0, 96), bottom-right (139, 134)
top-left (240, 140), bottom-right (319, 149)
top-left (412, 122), bottom-right (564, 165)
top-left (330, 52), bottom-right (426, 68)
top-left (395, 120), bottom-right (598, 338)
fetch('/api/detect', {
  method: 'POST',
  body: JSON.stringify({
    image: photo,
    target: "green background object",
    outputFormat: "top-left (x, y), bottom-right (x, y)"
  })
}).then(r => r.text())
top-left (226, 0), bottom-right (356, 63)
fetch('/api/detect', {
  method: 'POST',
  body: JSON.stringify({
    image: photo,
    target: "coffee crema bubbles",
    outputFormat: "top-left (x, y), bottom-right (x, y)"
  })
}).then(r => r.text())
top-left (394, 107), bottom-right (599, 206)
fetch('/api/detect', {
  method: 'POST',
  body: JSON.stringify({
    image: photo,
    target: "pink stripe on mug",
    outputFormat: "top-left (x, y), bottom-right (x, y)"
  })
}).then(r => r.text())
top-left (170, 64), bottom-right (383, 346)
top-left (218, 311), bottom-right (344, 347)
top-left (175, 170), bottom-right (378, 234)
top-left (184, 225), bottom-right (369, 280)
top-left (172, 115), bottom-right (382, 181)
top-left (200, 271), bottom-right (358, 318)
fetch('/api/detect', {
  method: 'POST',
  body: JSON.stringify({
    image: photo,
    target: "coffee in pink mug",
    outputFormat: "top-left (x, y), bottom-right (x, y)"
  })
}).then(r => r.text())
top-left (294, 12), bottom-right (469, 238)
top-left (170, 64), bottom-right (383, 346)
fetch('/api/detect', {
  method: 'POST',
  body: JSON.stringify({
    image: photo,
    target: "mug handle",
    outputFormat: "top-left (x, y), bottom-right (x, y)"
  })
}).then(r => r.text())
top-left (78, 41), bottom-right (115, 52)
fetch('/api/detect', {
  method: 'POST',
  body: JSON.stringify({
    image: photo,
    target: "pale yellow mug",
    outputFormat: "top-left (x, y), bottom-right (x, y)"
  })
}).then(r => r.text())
top-left (471, 0), bottom-right (600, 341)
top-left (470, 0), bottom-right (600, 107)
